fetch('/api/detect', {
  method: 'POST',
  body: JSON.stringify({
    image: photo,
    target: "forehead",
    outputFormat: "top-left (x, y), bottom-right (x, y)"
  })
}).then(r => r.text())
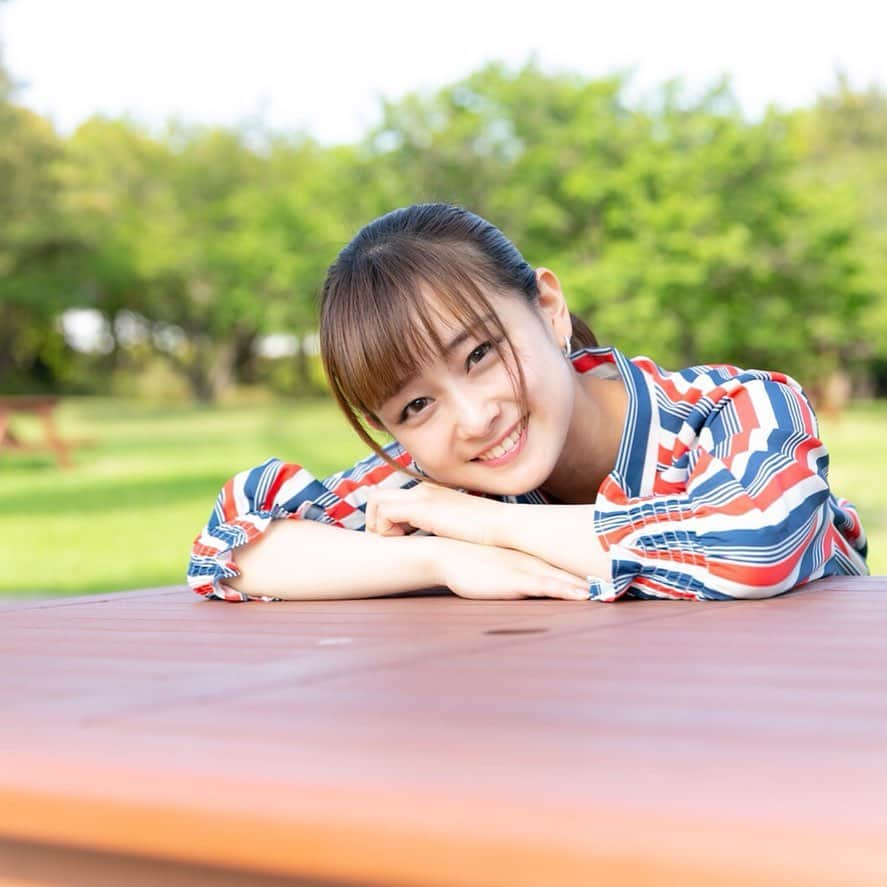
top-left (372, 294), bottom-right (504, 409)
top-left (416, 284), bottom-right (525, 337)
top-left (333, 272), bottom-right (531, 419)
top-left (384, 291), bottom-right (499, 391)
top-left (378, 291), bottom-right (537, 415)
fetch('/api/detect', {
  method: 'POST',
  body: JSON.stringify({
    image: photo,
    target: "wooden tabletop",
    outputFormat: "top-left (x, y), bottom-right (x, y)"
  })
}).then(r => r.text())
top-left (2, 576), bottom-right (887, 886)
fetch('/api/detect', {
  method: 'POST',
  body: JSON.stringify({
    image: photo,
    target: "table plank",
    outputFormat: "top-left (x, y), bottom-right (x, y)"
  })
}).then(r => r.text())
top-left (2, 576), bottom-right (886, 886)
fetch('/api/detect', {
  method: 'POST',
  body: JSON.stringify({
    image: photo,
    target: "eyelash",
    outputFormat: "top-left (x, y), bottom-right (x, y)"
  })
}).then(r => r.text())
top-left (399, 340), bottom-right (497, 422)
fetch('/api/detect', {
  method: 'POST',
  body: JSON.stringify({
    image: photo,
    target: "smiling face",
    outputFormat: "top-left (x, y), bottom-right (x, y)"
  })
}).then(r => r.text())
top-left (372, 272), bottom-right (577, 496)
top-left (319, 222), bottom-right (590, 495)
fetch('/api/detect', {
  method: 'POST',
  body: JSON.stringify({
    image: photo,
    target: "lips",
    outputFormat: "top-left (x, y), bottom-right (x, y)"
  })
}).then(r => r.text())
top-left (472, 418), bottom-right (526, 462)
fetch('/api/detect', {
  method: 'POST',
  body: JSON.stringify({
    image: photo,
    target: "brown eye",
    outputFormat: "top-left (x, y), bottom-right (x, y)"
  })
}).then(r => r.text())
top-left (400, 397), bottom-right (429, 422)
top-left (467, 341), bottom-right (494, 368)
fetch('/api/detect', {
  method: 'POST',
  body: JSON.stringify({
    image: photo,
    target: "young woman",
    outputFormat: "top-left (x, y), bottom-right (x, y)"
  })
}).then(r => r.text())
top-left (187, 203), bottom-right (869, 603)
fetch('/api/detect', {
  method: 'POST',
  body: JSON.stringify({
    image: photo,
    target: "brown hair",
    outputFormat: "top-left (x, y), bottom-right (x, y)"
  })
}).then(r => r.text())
top-left (319, 203), bottom-right (597, 481)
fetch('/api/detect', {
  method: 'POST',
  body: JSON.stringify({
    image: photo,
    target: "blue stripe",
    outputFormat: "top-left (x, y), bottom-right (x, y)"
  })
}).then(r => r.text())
top-left (612, 351), bottom-right (652, 495)
top-left (280, 477), bottom-right (342, 514)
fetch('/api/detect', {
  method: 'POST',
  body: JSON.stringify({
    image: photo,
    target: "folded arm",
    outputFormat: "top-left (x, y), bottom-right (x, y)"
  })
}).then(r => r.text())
top-left (187, 450), bottom-right (590, 603)
top-left (448, 379), bottom-right (866, 600)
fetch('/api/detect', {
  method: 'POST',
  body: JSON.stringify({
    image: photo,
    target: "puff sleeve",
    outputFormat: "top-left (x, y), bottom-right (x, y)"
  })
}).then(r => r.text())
top-left (589, 378), bottom-right (868, 601)
top-left (187, 442), bottom-right (418, 602)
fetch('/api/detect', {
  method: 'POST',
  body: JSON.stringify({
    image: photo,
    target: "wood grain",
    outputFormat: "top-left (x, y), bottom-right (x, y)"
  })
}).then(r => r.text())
top-left (2, 577), bottom-right (886, 885)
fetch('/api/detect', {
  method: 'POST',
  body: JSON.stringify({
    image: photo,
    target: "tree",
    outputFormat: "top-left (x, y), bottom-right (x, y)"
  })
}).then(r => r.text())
top-left (362, 64), bottom-right (872, 386)
top-left (0, 70), bottom-right (86, 391)
top-left (63, 119), bottom-right (350, 400)
top-left (788, 74), bottom-right (887, 393)
top-left (3, 56), bottom-right (876, 400)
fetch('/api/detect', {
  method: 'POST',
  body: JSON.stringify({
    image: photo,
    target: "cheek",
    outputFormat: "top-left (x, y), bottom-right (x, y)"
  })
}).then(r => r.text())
top-left (400, 428), bottom-right (449, 471)
top-left (509, 345), bottom-right (570, 409)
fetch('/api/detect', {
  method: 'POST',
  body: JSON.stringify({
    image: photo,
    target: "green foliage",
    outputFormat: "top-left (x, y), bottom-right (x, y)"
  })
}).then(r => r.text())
top-left (57, 118), bottom-right (357, 400)
top-left (788, 74), bottom-right (887, 388)
top-left (362, 64), bottom-right (873, 384)
top-left (0, 60), bottom-right (884, 398)
top-left (0, 99), bottom-right (87, 390)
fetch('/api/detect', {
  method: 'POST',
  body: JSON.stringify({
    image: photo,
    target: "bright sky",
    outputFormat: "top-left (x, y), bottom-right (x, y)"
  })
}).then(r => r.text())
top-left (2, 0), bottom-right (886, 143)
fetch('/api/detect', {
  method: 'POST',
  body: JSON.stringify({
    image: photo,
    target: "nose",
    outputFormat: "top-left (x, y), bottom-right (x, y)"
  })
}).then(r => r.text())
top-left (452, 385), bottom-right (499, 442)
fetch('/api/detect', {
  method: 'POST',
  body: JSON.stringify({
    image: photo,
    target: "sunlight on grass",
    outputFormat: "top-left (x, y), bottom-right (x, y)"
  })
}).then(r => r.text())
top-left (2, 397), bottom-right (372, 597)
top-left (2, 396), bottom-right (884, 597)
top-left (818, 402), bottom-right (887, 574)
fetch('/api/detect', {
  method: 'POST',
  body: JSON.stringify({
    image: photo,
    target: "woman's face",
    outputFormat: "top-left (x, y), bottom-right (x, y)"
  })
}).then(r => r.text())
top-left (373, 269), bottom-right (577, 496)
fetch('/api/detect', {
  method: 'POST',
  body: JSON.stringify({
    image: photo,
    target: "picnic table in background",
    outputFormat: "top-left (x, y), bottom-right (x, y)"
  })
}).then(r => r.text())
top-left (2, 574), bottom-right (886, 886)
top-left (0, 395), bottom-right (74, 468)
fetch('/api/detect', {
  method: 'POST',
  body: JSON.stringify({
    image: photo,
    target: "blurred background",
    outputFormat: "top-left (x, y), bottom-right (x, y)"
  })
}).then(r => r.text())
top-left (1, 0), bottom-right (885, 595)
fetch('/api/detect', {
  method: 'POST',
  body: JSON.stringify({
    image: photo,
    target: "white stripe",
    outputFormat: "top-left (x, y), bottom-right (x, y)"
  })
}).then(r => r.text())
top-left (274, 467), bottom-right (320, 509)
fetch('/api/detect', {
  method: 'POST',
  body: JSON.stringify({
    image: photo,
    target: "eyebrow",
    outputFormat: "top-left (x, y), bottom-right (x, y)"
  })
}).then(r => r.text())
top-left (386, 312), bottom-right (497, 409)
top-left (441, 313), bottom-right (495, 355)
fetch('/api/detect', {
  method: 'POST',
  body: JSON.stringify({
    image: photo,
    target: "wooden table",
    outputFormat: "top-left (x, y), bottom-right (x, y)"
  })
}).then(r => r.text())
top-left (2, 576), bottom-right (886, 886)
top-left (0, 395), bottom-right (72, 468)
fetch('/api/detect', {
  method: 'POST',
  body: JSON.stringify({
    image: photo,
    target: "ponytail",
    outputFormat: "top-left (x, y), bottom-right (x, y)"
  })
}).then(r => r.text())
top-left (568, 312), bottom-right (598, 350)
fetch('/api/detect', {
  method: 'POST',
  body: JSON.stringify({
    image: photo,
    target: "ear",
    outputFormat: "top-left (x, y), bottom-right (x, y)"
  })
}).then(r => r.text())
top-left (534, 267), bottom-right (572, 344)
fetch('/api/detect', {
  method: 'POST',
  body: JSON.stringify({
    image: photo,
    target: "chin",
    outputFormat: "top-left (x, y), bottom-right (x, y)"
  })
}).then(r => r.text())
top-left (464, 440), bottom-right (557, 496)
top-left (470, 464), bottom-right (552, 498)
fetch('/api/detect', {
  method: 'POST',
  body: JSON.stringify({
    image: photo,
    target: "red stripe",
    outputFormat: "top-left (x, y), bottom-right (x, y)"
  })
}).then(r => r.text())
top-left (632, 358), bottom-right (743, 408)
top-left (191, 541), bottom-right (221, 557)
top-left (571, 351), bottom-right (616, 375)
top-left (327, 500), bottom-right (355, 524)
top-left (732, 386), bottom-right (760, 437)
top-left (631, 575), bottom-right (697, 600)
top-left (331, 458), bottom-right (408, 499)
top-left (221, 478), bottom-right (237, 522)
top-left (261, 462), bottom-right (302, 511)
top-left (708, 519), bottom-right (819, 589)
top-left (627, 548), bottom-right (707, 568)
top-left (228, 517), bottom-right (266, 542)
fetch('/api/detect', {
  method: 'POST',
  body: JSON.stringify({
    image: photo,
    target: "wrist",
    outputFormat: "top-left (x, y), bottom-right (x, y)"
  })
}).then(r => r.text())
top-left (486, 499), bottom-right (516, 549)
top-left (397, 534), bottom-right (455, 588)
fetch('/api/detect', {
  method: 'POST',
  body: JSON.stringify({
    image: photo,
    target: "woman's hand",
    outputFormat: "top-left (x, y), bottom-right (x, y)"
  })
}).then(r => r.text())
top-left (430, 537), bottom-right (590, 601)
top-left (364, 482), bottom-right (506, 547)
top-left (364, 482), bottom-right (610, 585)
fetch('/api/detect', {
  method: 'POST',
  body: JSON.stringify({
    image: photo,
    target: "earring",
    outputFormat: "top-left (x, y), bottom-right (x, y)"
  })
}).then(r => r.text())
top-left (562, 335), bottom-right (572, 358)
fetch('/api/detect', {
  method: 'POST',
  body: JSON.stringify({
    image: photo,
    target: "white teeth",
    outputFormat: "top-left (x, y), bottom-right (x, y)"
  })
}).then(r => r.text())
top-left (477, 424), bottom-right (522, 462)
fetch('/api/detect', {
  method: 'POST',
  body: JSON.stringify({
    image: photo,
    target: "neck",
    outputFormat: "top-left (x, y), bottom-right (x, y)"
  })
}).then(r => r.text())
top-left (540, 373), bottom-right (627, 505)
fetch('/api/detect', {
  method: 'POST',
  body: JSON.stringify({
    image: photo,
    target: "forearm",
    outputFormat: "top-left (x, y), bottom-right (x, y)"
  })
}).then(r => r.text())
top-left (228, 519), bottom-right (446, 600)
top-left (493, 504), bottom-right (610, 580)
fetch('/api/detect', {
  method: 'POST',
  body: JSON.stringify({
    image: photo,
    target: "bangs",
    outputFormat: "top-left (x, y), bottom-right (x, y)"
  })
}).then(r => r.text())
top-left (321, 239), bottom-right (518, 418)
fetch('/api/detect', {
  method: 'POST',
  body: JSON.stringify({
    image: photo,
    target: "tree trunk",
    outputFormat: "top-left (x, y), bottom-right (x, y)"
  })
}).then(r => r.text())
top-left (233, 332), bottom-right (259, 384)
top-left (295, 333), bottom-right (312, 394)
top-left (172, 335), bottom-right (239, 403)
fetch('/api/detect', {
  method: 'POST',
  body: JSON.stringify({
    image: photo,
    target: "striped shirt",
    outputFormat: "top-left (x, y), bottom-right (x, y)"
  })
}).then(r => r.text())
top-left (187, 346), bottom-right (869, 602)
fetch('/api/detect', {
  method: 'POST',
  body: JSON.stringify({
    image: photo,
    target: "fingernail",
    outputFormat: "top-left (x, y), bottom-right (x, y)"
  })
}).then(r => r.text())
top-left (572, 588), bottom-right (589, 600)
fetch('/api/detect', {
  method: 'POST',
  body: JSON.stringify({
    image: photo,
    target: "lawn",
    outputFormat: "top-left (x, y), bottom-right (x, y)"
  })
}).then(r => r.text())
top-left (2, 397), bottom-right (372, 598)
top-left (2, 397), bottom-right (884, 597)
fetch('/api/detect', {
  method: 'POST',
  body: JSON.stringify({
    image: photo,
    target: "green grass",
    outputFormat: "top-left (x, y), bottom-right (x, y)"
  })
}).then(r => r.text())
top-left (2, 397), bottom-right (884, 598)
top-left (1, 397), bottom-right (371, 598)
top-left (817, 402), bottom-right (887, 574)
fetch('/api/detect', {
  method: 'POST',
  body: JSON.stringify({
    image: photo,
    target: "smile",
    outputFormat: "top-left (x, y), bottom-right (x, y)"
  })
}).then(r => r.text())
top-left (472, 419), bottom-right (527, 466)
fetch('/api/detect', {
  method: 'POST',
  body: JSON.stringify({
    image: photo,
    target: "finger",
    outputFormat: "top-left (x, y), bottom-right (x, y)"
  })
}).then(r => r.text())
top-left (496, 553), bottom-right (590, 598)
top-left (538, 564), bottom-right (591, 586)
top-left (373, 504), bottom-right (400, 536)
top-left (521, 576), bottom-right (589, 601)
top-left (374, 500), bottom-right (419, 537)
